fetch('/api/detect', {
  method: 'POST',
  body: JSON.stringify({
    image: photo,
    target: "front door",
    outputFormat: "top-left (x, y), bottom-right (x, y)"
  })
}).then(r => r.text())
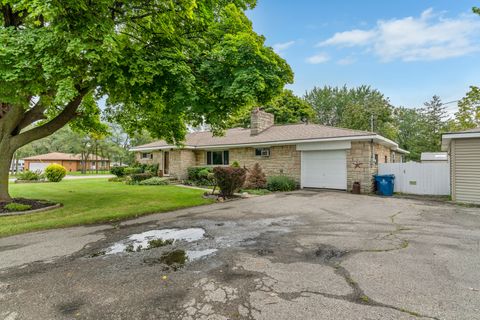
top-left (163, 151), bottom-right (170, 175)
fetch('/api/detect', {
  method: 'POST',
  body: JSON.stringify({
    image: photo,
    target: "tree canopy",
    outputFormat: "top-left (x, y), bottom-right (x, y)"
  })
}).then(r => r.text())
top-left (304, 85), bottom-right (397, 140)
top-left (0, 0), bottom-right (293, 200)
top-left (228, 89), bottom-right (315, 127)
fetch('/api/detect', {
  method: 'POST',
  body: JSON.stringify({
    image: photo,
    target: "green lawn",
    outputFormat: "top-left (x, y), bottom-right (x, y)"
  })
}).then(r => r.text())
top-left (0, 179), bottom-right (213, 237)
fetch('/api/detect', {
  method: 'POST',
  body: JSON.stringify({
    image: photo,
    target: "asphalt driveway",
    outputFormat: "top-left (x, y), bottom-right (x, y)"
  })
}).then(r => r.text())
top-left (1, 191), bottom-right (479, 320)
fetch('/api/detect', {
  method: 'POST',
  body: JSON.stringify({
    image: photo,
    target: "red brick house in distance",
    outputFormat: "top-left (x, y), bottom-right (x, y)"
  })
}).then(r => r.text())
top-left (23, 152), bottom-right (110, 172)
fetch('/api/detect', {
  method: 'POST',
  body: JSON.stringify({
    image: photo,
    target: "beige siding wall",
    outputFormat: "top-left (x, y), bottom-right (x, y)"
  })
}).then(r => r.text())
top-left (451, 138), bottom-right (480, 204)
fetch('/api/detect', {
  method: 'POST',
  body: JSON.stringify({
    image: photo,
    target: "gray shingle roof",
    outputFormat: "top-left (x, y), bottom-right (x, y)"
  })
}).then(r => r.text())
top-left (134, 123), bottom-right (375, 149)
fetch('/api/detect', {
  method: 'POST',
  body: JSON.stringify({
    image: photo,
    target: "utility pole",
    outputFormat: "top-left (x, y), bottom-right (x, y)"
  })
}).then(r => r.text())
top-left (370, 114), bottom-right (374, 132)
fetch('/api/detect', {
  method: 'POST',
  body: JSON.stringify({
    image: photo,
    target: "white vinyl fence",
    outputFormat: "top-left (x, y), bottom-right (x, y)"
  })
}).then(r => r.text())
top-left (378, 162), bottom-right (450, 195)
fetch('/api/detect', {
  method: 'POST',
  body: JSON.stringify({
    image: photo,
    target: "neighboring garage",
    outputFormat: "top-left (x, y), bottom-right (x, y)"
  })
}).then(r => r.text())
top-left (442, 128), bottom-right (480, 204)
top-left (28, 162), bottom-right (52, 172)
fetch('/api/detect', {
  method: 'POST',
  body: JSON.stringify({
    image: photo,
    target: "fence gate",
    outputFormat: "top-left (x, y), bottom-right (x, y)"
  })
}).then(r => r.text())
top-left (378, 162), bottom-right (450, 195)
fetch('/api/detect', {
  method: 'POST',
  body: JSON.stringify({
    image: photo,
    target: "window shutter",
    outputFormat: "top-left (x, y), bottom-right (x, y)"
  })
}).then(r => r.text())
top-left (207, 151), bottom-right (212, 165)
top-left (223, 151), bottom-right (229, 165)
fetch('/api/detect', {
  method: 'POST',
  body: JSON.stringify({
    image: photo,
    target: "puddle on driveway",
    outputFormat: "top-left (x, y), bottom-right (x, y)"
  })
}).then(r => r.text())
top-left (106, 228), bottom-right (206, 255)
top-left (186, 249), bottom-right (218, 260)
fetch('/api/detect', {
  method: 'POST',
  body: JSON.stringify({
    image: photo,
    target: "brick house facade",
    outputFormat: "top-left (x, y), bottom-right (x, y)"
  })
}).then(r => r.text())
top-left (132, 109), bottom-right (407, 193)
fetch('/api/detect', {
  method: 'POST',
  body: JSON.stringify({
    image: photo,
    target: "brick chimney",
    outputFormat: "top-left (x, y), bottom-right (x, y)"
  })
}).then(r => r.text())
top-left (250, 107), bottom-right (274, 135)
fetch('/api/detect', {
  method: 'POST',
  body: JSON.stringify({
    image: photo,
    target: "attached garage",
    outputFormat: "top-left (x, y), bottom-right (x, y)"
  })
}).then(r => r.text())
top-left (442, 128), bottom-right (480, 204)
top-left (298, 141), bottom-right (350, 190)
top-left (301, 150), bottom-right (347, 189)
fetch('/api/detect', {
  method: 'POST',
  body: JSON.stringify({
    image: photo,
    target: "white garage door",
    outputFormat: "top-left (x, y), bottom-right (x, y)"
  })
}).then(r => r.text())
top-left (301, 150), bottom-right (347, 189)
top-left (28, 162), bottom-right (52, 172)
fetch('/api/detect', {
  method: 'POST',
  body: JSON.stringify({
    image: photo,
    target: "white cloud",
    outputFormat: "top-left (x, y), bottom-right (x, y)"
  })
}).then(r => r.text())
top-left (318, 29), bottom-right (376, 47)
top-left (318, 8), bottom-right (480, 62)
top-left (306, 53), bottom-right (330, 64)
top-left (272, 41), bottom-right (295, 53)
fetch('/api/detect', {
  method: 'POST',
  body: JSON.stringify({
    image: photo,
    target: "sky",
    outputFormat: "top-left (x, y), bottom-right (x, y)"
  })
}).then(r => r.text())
top-left (246, 0), bottom-right (480, 111)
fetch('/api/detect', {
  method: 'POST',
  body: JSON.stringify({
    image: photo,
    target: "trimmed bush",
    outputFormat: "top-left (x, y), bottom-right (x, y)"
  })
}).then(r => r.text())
top-left (213, 166), bottom-right (246, 197)
top-left (110, 166), bottom-right (126, 177)
top-left (244, 163), bottom-right (267, 189)
top-left (266, 175), bottom-right (297, 192)
top-left (124, 167), bottom-right (143, 175)
top-left (5, 203), bottom-right (32, 211)
top-left (138, 177), bottom-right (169, 185)
top-left (16, 170), bottom-right (43, 181)
top-left (129, 172), bottom-right (153, 183)
top-left (231, 161), bottom-right (240, 168)
top-left (187, 166), bottom-right (215, 186)
top-left (45, 164), bottom-right (67, 182)
top-left (144, 164), bottom-right (159, 175)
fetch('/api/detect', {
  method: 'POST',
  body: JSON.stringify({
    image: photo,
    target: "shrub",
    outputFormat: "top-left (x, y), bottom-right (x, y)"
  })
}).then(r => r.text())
top-left (231, 161), bottom-right (240, 168)
top-left (44, 164), bottom-right (67, 182)
top-left (5, 203), bottom-right (32, 211)
top-left (213, 166), bottom-right (246, 197)
top-left (124, 167), bottom-right (143, 175)
top-left (187, 166), bottom-right (215, 186)
top-left (16, 170), bottom-right (43, 181)
top-left (144, 164), bottom-right (159, 175)
top-left (266, 175), bottom-right (297, 192)
top-left (138, 177), bottom-right (169, 185)
top-left (110, 166), bottom-right (125, 177)
top-left (244, 163), bottom-right (267, 189)
top-left (126, 172), bottom-right (152, 184)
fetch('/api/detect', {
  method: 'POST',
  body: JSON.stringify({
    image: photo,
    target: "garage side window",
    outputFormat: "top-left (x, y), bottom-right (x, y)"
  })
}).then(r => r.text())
top-left (206, 151), bottom-right (229, 165)
top-left (141, 153), bottom-right (153, 159)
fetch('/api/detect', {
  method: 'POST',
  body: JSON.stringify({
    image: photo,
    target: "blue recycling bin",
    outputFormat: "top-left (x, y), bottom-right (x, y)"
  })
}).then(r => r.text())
top-left (374, 174), bottom-right (395, 196)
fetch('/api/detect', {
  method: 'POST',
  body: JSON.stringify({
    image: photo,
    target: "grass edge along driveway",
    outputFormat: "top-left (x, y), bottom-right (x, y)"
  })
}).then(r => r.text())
top-left (0, 179), bottom-right (214, 238)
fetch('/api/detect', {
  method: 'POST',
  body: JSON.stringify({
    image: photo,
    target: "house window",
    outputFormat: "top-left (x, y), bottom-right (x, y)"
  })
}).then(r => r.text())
top-left (374, 154), bottom-right (379, 165)
top-left (255, 148), bottom-right (271, 157)
top-left (206, 151), bottom-right (229, 165)
top-left (391, 152), bottom-right (396, 163)
top-left (384, 155), bottom-right (388, 163)
top-left (141, 153), bottom-right (153, 159)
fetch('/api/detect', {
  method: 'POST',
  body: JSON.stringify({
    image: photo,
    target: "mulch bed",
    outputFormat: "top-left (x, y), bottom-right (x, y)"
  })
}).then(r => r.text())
top-left (0, 198), bottom-right (57, 214)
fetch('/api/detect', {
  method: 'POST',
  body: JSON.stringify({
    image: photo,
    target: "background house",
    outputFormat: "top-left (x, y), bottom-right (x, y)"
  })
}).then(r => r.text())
top-left (442, 128), bottom-right (480, 204)
top-left (131, 109), bottom-right (408, 193)
top-left (23, 152), bottom-right (111, 172)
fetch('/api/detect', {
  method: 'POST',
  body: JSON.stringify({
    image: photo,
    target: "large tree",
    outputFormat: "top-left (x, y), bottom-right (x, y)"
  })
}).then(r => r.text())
top-left (421, 95), bottom-right (449, 151)
top-left (304, 85), bottom-right (397, 140)
top-left (0, 0), bottom-right (293, 200)
top-left (228, 89), bottom-right (315, 127)
top-left (454, 86), bottom-right (480, 130)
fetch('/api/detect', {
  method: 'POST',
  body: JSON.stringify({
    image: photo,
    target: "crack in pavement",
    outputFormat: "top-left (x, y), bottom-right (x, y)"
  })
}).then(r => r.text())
top-left (237, 210), bottom-right (441, 320)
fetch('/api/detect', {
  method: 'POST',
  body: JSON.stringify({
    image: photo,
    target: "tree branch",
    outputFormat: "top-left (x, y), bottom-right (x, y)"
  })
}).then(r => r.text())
top-left (15, 98), bottom-right (48, 132)
top-left (11, 88), bottom-right (90, 149)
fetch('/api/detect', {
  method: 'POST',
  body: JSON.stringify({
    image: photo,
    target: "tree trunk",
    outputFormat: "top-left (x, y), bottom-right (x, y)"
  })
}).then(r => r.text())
top-left (0, 138), bottom-right (14, 202)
